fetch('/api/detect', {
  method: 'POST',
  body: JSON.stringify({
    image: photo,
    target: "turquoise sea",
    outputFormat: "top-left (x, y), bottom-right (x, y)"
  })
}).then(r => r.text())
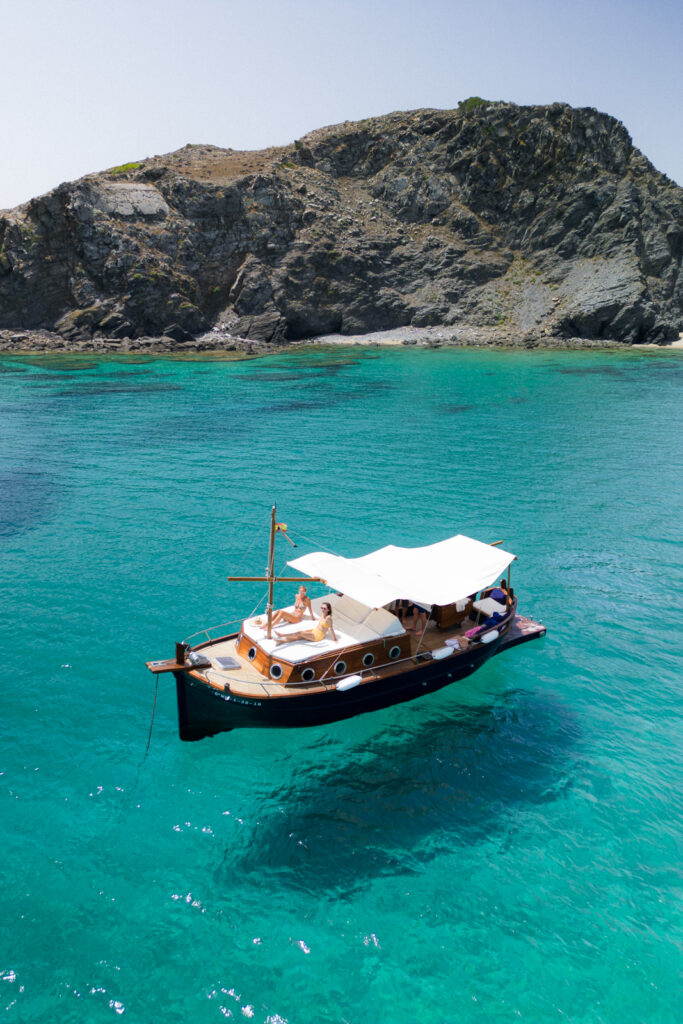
top-left (1, 345), bottom-right (681, 1023)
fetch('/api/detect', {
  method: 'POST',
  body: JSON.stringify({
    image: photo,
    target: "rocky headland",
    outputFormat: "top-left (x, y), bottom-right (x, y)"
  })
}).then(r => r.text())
top-left (1, 100), bottom-right (681, 352)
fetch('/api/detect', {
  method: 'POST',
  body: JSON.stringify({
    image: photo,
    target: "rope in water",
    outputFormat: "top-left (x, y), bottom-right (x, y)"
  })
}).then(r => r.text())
top-left (144, 674), bottom-right (160, 755)
top-left (141, 516), bottom-right (281, 760)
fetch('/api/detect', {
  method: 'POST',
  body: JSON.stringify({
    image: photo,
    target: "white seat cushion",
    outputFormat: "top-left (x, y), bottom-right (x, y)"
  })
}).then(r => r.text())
top-left (473, 598), bottom-right (507, 617)
top-left (323, 593), bottom-right (372, 624)
top-left (263, 628), bottom-right (357, 664)
top-left (242, 616), bottom-right (368, 664)
top-left (364, 608), bottom-right (405, 637)
top-left (244, 597), bottom-right (405, 656)
top-left (336, 622), bottom-right (377, 643)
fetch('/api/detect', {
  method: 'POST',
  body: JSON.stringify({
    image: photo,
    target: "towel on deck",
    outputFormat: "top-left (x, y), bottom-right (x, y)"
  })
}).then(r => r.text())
top-left (466, 612), bottom-right (504, 638)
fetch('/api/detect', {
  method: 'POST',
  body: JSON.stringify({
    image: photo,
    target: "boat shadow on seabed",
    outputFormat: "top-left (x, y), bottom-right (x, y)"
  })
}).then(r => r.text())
top-left (216, 683), bottom-right (580, 896)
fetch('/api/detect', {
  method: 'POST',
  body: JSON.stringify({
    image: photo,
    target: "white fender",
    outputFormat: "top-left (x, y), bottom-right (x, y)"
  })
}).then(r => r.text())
top-left (481, 630), bottom-right (500, 643)
top-left (432, 646), bottom-right (453, 660)
top-left (336, 675), bottom-right (363, 691)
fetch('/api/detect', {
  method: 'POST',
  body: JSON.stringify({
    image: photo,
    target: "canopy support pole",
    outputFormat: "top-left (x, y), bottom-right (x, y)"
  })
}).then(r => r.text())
top-left (413, 608), bottom-right (433, 657)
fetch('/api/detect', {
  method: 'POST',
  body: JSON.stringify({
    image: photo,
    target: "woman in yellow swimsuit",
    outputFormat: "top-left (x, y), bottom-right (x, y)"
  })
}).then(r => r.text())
top-left (274, 602), bottom-right (337, 645)
top-left (269, 585), bottom-right (314, 627)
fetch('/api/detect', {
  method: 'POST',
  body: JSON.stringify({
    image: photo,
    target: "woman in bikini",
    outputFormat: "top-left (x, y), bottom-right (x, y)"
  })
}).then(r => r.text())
top-left (274, 601), bottom-right (337, 645)
top-left (263, 586), bottom-right (314, 628)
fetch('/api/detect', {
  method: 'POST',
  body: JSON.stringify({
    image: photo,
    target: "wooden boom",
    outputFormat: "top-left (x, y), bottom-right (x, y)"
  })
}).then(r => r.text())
top-left (227, 576), bottom-right (322, 583)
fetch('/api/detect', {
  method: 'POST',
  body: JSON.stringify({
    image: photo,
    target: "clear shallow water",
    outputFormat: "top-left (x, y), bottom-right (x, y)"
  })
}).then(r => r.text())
top-left (1, 346), bottom-right (681, 1023)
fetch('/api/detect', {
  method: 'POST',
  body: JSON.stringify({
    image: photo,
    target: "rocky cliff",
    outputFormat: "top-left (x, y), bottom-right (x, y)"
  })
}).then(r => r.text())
top-left (1, 101), bottom-right (681, 347)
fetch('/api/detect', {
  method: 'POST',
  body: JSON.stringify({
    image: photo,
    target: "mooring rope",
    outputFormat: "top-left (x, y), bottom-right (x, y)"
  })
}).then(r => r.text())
top-left (144, 673), bottom-right (160, 755)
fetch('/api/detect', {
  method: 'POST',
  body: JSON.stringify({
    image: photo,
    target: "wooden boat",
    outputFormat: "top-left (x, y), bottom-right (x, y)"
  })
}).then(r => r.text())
top-left (146, 507), bottom-right (546, 740)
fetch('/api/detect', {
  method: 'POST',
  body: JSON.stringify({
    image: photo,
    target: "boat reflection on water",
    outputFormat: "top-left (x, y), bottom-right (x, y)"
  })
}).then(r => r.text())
top-left (216, 686), bottom-right (577, 895)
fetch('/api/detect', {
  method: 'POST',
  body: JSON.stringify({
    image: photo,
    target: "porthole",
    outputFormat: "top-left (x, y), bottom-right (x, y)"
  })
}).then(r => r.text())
top-left (362, 652), bottom-right (375, 667)
top-left (301, 667), bottom-right (316, 682)
top-left (247, 646), bottom-right (257, 661)
top-left (334, 660), bottom-right (347, 675)
top-left (389, 645), bottom-right (401, 660)
top-left (270, 663), bottom-right (283, 680)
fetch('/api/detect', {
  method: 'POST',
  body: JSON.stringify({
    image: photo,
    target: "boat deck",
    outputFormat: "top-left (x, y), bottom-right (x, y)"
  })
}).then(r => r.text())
top-left (196, 612), bottom-right (540, 699)
top-left (147, 604), bottom-right (546, 701)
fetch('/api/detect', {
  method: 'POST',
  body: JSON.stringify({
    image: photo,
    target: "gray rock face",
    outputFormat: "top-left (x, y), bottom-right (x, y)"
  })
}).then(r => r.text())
top-left (0, 104), bottom-right (681, 345)
top-left (94, 183), bottom-right (170, 219)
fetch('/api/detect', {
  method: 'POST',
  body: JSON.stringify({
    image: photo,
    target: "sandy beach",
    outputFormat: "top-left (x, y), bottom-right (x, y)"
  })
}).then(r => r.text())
top-left (1, 324), bottom-right (681, 354)
top-left (304, 325), bottom-right (683, 351)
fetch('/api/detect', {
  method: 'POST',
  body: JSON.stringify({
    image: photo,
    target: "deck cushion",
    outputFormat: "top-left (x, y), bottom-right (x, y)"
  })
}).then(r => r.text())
top-left (364, 607), bottom-right (406, 637)
top-left (324, 593), bottom-right (372, 624)
top-left (473, 598), bottom-right (507, 617)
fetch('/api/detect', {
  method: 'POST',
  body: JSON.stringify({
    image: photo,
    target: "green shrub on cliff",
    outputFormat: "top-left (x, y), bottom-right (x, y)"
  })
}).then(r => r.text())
top-left (458, 97), bottom-right (492, 111)
top-left (110, 162), bottom-right (143, 176)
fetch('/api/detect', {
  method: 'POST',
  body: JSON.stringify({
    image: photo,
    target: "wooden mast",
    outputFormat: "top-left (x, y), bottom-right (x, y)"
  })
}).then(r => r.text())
top-left (226, 507), bottom-right (323, 632)
top-left (266, 504), bottom-right (277, 639)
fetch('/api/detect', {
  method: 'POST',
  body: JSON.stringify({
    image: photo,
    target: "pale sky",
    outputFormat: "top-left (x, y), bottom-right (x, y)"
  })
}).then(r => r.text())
top-left (1, 0), bottom-right (681, 210)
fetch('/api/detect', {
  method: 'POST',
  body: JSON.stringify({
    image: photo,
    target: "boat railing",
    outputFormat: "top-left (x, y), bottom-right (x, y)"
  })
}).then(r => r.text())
top-left (320, 617), bottom-right (515, 687)
top-left (318, 644), bottom-right (459, 690)
top-left (191, 604), bottom-right (516, 688)
top-left (183, 619), bottom-right (244, 647)
top-left (214, 621), bottom-right (515, 695)
top-left (465, 597), bottom-right (516, 645)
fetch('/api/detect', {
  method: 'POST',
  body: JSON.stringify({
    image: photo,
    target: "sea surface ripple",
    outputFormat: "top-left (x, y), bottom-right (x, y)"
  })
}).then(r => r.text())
top-left (1, 346), bottom-right (681, 1023)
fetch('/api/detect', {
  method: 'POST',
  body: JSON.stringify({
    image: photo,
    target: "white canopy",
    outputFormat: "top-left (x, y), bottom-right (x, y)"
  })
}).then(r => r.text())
top-left (288, 534), bottom-right (515, 610)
